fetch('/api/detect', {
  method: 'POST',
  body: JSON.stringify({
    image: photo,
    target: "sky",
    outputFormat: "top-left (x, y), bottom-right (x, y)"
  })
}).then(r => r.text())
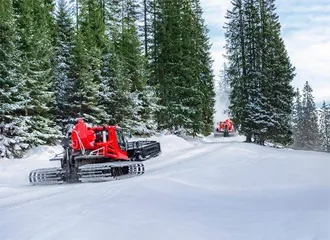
top-left (200, 0), bottom-right (330, 105)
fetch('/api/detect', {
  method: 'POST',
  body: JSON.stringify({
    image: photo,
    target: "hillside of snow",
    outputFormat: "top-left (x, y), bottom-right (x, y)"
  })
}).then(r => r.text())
top-left (0, 134), bottom-right (329, 240)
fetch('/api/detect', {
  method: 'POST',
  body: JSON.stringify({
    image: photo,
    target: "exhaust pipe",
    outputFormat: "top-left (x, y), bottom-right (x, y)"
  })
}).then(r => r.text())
top-left (102, 127), bottom-right (107, 142)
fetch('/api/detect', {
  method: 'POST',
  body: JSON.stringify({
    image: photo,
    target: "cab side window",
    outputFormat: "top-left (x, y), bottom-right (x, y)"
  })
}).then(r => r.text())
top-left (116, 129), bottom-right (126, 150)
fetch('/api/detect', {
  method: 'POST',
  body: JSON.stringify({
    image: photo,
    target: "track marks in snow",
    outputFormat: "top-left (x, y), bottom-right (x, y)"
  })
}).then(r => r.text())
top-left (0, 185), bottom-right (73, 212)
top-left (144, 142), bottom-right (233, 173)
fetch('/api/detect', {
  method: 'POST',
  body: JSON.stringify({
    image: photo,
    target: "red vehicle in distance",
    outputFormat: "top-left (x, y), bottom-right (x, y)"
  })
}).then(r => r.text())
top-left (215, 119), bottom-right (234, 137)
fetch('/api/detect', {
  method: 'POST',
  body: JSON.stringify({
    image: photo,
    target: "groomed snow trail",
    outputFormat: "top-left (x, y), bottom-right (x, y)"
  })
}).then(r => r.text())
top-left (0, 135), bottom-right (329, 240)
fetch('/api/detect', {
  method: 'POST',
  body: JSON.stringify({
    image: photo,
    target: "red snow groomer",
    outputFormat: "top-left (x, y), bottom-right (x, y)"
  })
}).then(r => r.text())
top-left (29, 119), bottom-right (161, 185)
top-left (214, 119), bottom-right (234, 137)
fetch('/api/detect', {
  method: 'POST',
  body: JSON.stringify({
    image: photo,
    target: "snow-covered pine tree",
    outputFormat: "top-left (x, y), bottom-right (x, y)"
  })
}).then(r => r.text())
top-left (224, 0), bottom-right (295, 144)
top-left (300, 81), bottom-right (319, 150)
top-left (260, 0), bottom-right (295, 145)
top-left (242, 0), bottom-right (271, 140)
top-left (145, 0), bottom-right (161, 67)
top-left (52, 0), bottom-right (76, 133)
top-left (142, 0), bottom-right (149, 57)
top-left (98, 41), bottom-right (115, 125)
top-left (148, 0), bottom-right (214, 135)
top-left (146, 0), bottom-right (165, 130)
top-left (224, 0), bottom-right (253, 141)
top-left (14, 0), bottom-right (61, 147)
top-left (100, 0), bottom-right (148, 132)
top-left (191, 0), bottom-right (216, 135)
top-left (0, 0), bottom-right (30, 158)
top-left (149, 0), bottom-right (183, 131)
top-left (95, 0), bottom-right (131, 128)
top-left (168, 0), bottom-right (205, 135)
top-left (320, 101), bottom-right (330, 152)
top-left (97, 0), bottom-right (118, 125)
top-left (117, 0), bottom-right (159, 133)
top-left (70, 0), bottom-right (104, 124)
top-left (291, 88), bottom-right (304, 149)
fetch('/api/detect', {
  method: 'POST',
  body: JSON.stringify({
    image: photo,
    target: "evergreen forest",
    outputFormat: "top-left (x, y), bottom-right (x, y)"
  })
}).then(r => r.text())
top-left (1, 0), bottom-right (329, 158)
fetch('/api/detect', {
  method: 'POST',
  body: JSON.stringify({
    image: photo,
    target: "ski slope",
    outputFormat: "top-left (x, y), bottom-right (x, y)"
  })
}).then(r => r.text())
top-left (0, 135), bottom-right (329, 240)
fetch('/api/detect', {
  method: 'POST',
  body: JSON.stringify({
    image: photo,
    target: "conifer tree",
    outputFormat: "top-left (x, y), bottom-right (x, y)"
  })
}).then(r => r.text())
top-left (97, 0), bottom-right (121, 125)
top-left (101, 0), bottom-right (159, 132)
top-left (224, 0), bottom-right (252, 141)
top-left (52, 0), bottom-right (76, 133)
top-left (118, 0), bottom-right (152, 131)
top-left (320, 101), bottom-right (330, 152)
top-left (224, 0), bottom-right (295, 144)
top-left (150, 0), bottom-right (182, 130)
top-left (149, 0), bottom-right (215, 135)
top-left (0, 0), bottom-right (30, 158)
top-left (241, 0), bottom-right (269, 138)
top-left (292, 88), bottom-right (304, 149)
top-left (14, 0), bottom-right (61, 146)
top-left (71, 0), bottom-right (104, 124)
top-left (300, 81), bottom-right (319, 150)
top-left (260, 0), bottom-right (295, 145)
top-left (191, 0), bottom-right (216, 135)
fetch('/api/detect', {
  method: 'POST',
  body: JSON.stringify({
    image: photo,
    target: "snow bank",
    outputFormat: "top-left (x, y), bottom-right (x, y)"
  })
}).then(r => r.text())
top-left (0, 134), bottom-right (193, 185)
top-left (132, 134), bottom-right (194, 154)
top-left (0, 145), bottom-right (62, 186)
top-left (202, 133), bottom-right (246, 143)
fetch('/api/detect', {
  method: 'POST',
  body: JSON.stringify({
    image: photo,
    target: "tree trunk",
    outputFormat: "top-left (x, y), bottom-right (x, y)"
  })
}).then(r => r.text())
top-left (144, 0), bottom-right (148, 57)
top-left (245, 133), bottom-right (252, 142)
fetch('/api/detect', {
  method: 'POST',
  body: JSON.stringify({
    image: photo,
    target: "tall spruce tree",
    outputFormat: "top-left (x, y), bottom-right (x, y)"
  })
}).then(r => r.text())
top-left (320, 101), bottom-right (330, 152)
top-left (71, 0), bottom-right (104, 124)
top-left (0, 0), bottom-right (30, 158)
top-left (149, 0), bottom-right (214, 135)
top-left (292, 88), bottom-right (304, 149)
top-left (100, 0), bottom-right (159, 132)
top-left (191, 0), bottom-right (216, 135)
top-left (300, 81), bottom-right (319, 150)
top-left (118, 0), bottom-right (156, 132)
top-left (52, 0), bottom-right (76, 133)
top-left (242, 0), bottom-right (270, 139)
top-left (224, 0), bottom-right (252, 141)
top-left (13, 0), bottom-right (61, 146)
top-left (261, 0), bottom-right (295, 145)
top-left (98, 0), bottom-right (120, 125)
top-left (224, 0), bottom-right (295, 144)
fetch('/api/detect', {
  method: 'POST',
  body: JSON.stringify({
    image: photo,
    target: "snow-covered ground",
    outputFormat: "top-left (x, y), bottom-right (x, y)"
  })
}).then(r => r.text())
top-left (0, 134), bottom-right (329, 240)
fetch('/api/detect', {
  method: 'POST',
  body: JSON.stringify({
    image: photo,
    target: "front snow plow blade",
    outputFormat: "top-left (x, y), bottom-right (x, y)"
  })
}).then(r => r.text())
top-left (29, 167), bottom-right (65, 185)
top-left (214, 131), bottom-right (224, 137)
top-left (78, 162), bottom-right (145, 182)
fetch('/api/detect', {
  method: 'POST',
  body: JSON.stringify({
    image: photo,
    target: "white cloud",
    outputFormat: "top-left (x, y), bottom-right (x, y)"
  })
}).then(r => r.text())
top-left (200, 0), bottom-right (330, 103)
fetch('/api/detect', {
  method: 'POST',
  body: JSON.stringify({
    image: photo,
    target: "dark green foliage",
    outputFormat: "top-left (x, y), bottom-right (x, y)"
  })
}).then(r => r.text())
top-left (52, 0), bottom-right (76, 133)
top-left (0, 0), bottom-right (29, 158)
top-left (224, 0), bottom-right (295, 145)
top-left (291, 88), bottom-right (304, 149)
top-left (14, 0), bottom-right (61, 146)
top-left (71, 0), bottom-right (104, 124)
top-left (320, 101), bottom-right (330, 152)
top-left (1, 0), bottom-right (216, 158)
top-left (149, 0), bottom-right (215, 135)
top-left (292, 85), bottom-right (329, 153)
top-left (299, 81), bottom-right (320, 150)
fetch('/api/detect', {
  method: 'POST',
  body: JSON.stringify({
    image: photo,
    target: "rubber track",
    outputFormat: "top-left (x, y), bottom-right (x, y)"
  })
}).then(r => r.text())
top-left (79, 162), bottom-right (145, 182)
